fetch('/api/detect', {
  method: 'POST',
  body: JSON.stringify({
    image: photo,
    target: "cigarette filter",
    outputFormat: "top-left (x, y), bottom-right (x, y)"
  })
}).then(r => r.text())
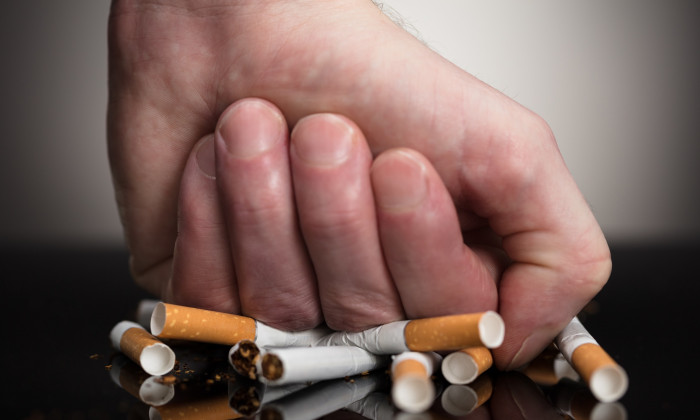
top-left (110, 320), bottom-right (176, 376)
top-left (441, 346), bottom-right (492, 385)
top-left (391, 352), bottom-right (442, 413)
top-left (404, 311), bottom-right (505, 351)
top-left (258, 345), bottom-right (390, 386)
top-left (314, 311), bottom-right (505, 354)
top-left (555, 317), bottom-right (628, 403)
top-left (151, 302), bottom-right (330, 347)
top-left (440, 375), bottom-right (493, 416)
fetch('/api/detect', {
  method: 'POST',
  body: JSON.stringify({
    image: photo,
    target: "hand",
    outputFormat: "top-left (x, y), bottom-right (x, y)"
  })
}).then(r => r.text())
top-left (170, 98), bottom-right (499, 331)
top-left (107, 0), bottom-right (611, 369)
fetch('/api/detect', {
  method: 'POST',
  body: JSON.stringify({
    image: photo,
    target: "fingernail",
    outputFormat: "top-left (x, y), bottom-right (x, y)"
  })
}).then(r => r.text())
top-left (217, 100), bottom-right (285, 158)
top-left (195, 135), bottom-right (216, 178)
top-left (372, 150), bottom-right (427, 209)
top-left (292, 114), bottom-right (353, 166)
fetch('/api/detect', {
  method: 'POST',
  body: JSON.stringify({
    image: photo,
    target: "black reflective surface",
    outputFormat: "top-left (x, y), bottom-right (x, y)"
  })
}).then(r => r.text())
top-left (3, 242), bottom-right (698, 418)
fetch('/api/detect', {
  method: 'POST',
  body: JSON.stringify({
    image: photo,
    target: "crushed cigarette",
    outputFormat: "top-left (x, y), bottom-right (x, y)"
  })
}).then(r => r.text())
top-left (315, 311), bottom-right (505, 354)
top-left (258, 346), bottom-right (390, 386)
top-left (555, 317), bottom-right (628, 403)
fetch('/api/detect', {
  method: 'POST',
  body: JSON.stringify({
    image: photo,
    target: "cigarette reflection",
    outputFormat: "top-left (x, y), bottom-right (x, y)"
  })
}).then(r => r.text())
top-left (439, 374), bottom-right (493, 416)
top-left (257, 372), bottom-right (388, 420)
top-left (228, 379), bottom-right (308, 417)
top-left (109, 354), bottom-right (175, 407)
top-left (548, 378), bottom-right (628, 420)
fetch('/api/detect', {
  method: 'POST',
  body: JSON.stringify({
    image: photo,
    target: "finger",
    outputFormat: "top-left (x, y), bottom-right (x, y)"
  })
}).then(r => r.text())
top-left (168, 135), bottom-right (239, 313)
top-left (290, 114), bottom-right (404, 331)
top-left (215, 98), bottom-right (320, 330)
top-left (370, 148), bottom-right (499, 319)
top-left (468, 122), bottom-right (612, 370)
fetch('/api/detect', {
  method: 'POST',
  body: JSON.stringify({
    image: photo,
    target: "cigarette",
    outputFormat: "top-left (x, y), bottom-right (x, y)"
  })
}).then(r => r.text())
top-left (390, 352), bottom-right (442, 413)
top-left (520, 344), bottom-right (579, 386)
top-left (441, 346), bottom-right (492, 385)
top-left (258, 372), bottom-right (386, 420)
top-left (439, 374), bottom-right (493, 416)
top-left (151, 302), bottom-right (331, 347)
top-left (258, 346), bottom-right (390, 386)
top-left (550, 378), bottom-right (628, 420)
top-left (314, 311), bottom-right (505, 354)
top-left (554, 317), bottom-right (628, 402)
top-left (229, 339), bottom-right (266, 380)
top-left (109, 354), bottom-right (175, 407)
top-left (110, 320), bottom-right (176, 376)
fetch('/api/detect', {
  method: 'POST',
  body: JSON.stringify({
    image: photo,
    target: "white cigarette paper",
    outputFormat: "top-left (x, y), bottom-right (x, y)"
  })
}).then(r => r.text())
top-left (110, 320), bottom-right (176, 376)
top-left (391, 352), bottom-right (442, 413)
top-left (255, 322), bottom-right (332, 347)
top-left (258, 345), bottom-right (390, 386)
top-left (555, 317), bottom-right (628, 403)
top-left (313, 321), bottom-right (410, 354)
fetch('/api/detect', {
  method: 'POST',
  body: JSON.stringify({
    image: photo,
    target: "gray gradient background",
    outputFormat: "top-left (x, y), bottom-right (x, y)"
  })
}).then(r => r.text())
top-left (1, 0), bottom-right (698, 247)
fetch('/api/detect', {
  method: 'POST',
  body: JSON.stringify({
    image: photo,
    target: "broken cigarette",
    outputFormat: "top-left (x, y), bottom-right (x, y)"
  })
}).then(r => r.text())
top-left (314, 311), bottom-right (505, 354)
top-left (554, 317), bottom-right (628, 403)
top-left (390, 351), bottom-right (442, 413)
top-left (150, 302), bottom-right (330, 347)
top-left (441, 346), bottom-right (492, 385)
top-left (258, 345), bottom-right (390, 386)
top-left (229, 339), bottom-right (266, 380)
top-left (110, 320), bottom-right (176, 376)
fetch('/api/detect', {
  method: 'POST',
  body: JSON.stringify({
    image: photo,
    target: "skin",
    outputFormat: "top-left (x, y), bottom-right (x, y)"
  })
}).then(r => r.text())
top-left (107, 0), bottom-right (611, 370)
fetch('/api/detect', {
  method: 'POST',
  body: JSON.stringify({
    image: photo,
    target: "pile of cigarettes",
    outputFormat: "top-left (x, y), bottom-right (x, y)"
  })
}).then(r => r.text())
top-left (108, 300), bottom-right (628, 418)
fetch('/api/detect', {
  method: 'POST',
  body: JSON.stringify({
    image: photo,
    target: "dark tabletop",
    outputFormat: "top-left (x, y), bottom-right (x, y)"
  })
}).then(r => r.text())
top-left (2, 241), bottom-right (698, 419)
